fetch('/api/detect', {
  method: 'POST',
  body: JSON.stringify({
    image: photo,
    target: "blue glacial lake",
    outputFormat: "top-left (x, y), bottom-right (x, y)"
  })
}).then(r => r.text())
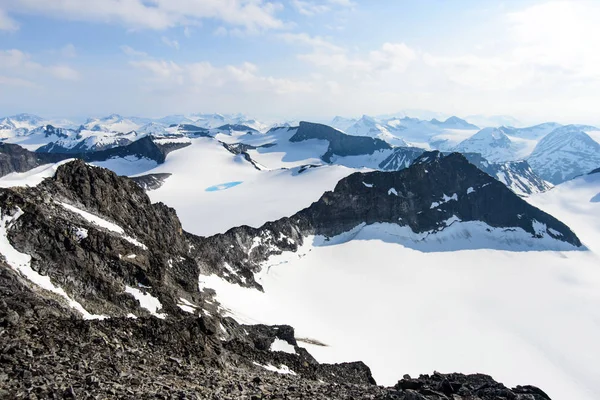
top-left (205, 181), bottom-right (243, 192)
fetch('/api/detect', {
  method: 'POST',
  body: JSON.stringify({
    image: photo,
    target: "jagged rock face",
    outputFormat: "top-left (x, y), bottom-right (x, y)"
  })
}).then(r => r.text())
top-left (380, 149), bottom-right (551, 196)
top-left (0, 160), bottom-right (201, 317)
top-left (131, 173), bottom-right (172, 191)
top-left (290, 121), bottom-right (391, 162)
top-left (378, 147), bottom-right (424, 171)
top-left (463, 153), bottom-right (552, 196)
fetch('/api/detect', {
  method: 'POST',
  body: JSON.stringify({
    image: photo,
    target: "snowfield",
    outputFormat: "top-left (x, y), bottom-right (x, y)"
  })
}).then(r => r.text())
top-left (141, 137), bottom-right (355, 236)
top-left (200, 222), bottom-right (600, 400)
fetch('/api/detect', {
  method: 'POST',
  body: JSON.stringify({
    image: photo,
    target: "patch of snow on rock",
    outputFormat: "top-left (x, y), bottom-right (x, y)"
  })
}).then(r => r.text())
top-left (1, 207), bottom-right (106, 320)
top-left (270, 339), bottom-right (296, 354)
top-left (125, 286), bottom-right (167, 319)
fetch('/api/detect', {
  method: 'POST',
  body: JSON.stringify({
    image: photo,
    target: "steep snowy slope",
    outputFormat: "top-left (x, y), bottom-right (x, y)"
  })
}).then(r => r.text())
top-left (528, 125), bottom-right (600, 184)
top-left (454, 128), bottom-right (523, 162)
top-left (528, 170), bottom-right (600, 253)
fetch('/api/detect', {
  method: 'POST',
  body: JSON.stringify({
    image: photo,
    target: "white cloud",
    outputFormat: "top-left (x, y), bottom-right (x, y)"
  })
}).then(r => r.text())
top-left (130, 56), bottom-right (313, 95)
top-left (0, 49), bottom-right (80, 83)
top-left (291, 35), bottom-right (417, 76)
top-left (292, 0), bottom-right (330, 16)
top-left (291, 0), bottom-right (355, 16)
top-left (278, 32), bottom-right (344, 52)
top-left (0, 75), bottom-right (35, 87)
top-left (1, 0), bottom-right (284, 31)
top-left (0, 8), bottom-right (18, 30)
top-left (61, 44), bottom-right (77, 58)
top-left (161, 36), bottom-right (180, 50)
top-left (120, 45), bottom-right (148, 58)
top-left (49, 64), bottom-right (80, 80)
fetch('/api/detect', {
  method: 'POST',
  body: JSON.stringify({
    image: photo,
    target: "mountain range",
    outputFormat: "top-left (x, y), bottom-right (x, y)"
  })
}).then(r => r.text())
top-left (2, 111), bottom-right (600, 398)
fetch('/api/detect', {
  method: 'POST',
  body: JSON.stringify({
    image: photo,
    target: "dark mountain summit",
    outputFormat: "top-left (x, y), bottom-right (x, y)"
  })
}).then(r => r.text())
top-left (290, 121), bottom-right (391, 162)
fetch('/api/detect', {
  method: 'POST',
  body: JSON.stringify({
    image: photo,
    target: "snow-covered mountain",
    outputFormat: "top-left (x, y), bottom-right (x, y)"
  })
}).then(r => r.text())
top-left (342, 115), bottom-right (408, 146)
top-left (330, 116), bottom-right (357, 132)
top-left (0, 113), bottom-right (45, 131)
top-left (506, 122), bottom-right (562, 140)
top-left (430, 116), bottom-right (478, 130)
top-left (83, 114), bottom-right (145, 133)
top-left (528, 125), bottom-right (600, 184)
top-left (454, 127), bottom-right (522, 162)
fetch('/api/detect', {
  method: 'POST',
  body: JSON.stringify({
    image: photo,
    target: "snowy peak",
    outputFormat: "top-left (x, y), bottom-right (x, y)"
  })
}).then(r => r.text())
top-left (343, 115), bottom-right (408, 146)
top-left (330, 116), bottom-right (357, 131)
top-left (528, 125), bottom-right (600, 184)
top-left (84, 114), bottom-right (143, 133)
top-left (454, 127), bottom-right (520, 162)
top-left (0, 113), bottom-right (45, 132)
top-left (430, 116), bottom-right (478, 130)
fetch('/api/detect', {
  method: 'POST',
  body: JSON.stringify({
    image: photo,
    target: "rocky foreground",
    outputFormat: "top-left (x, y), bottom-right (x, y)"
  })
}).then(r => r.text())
top-left (0, 159), bottom-right (557, 399)
top-left (0, 269), bottom-right (551, 399)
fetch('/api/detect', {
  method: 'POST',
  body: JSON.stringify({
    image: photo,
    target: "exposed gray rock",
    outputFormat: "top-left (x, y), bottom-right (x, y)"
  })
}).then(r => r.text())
top-left (290, 121), bottom-right (391, 162)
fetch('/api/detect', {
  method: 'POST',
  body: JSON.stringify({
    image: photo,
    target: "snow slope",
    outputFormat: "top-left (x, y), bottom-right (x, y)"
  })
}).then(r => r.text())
top-left (528, 171), bottom-right (600, 253)
top-left (454, 128), bottom-right (523, 162)
top-left (200, 222), bottom-right (600, 400)
top-left (528, 125), bottom-right (600, 184)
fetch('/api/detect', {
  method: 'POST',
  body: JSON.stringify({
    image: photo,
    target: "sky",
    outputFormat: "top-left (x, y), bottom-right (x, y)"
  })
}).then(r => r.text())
top-left (1, 0), bottom-right (600, 125)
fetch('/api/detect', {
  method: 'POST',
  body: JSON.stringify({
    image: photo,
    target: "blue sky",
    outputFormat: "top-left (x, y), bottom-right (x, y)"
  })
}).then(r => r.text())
top-left (1, 0), bottom-right (599, 124)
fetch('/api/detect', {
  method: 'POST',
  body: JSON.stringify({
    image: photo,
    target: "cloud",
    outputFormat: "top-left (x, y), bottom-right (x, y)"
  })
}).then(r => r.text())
top-left (0, 8), bottom-right (18, 30)
top-left (291, 0), bottom-right (330, 16)
top-left (120, 45), bottom-right (148, 57)
top-left (161, 36), bottom-right (180, 50)
top-left (278, 32), bottom-right (344, 52)
top-left (61, 44), bottom-right (77, 58)
top-left (420, 1), bottom-right (600, 93)
top-left (0, 75), bottom-right (35, 87)
top-left (291, 0), bottom-right (355, 16)
top-left (0, 48), bottom-right (80, 83)
top-left (289, 35), bottom-right (417, 76)
top-left (48, 64), bottom-right (80, 80)
top-left (1, 0), bottom-right (285, 32)
top-left (130, 56), bottom-right (314, 95)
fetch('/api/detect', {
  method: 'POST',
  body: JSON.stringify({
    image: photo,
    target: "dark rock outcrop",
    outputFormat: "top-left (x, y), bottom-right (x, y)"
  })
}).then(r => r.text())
top-left (290, 121), bottom-right (391, 162)
top-left (463, 153), bottom-right (552, 195)
top-left (0, 136), bottom-right (183, 178)
top-left (131, 173), bottom-right (172, 191)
